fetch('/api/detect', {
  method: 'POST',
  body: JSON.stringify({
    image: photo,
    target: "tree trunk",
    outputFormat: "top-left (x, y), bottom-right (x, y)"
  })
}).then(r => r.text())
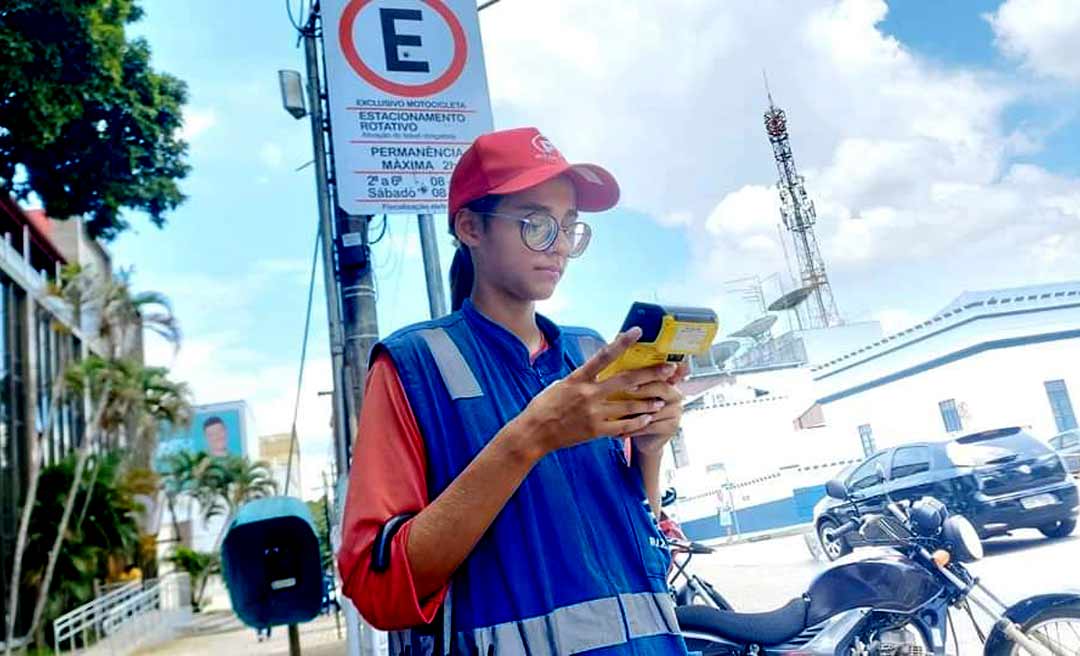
top-left (166, 492), bottom-right (182, 547)
top-left (2, 354), bottom-right (67, 655)
top-left (24, 385), bottom-right (111, 648)
top-left (193, 507), bottom-right (235, 610)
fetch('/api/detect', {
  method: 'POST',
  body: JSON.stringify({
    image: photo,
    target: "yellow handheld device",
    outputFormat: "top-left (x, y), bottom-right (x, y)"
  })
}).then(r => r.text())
top-left (596, 303), bottom-right (719, 383)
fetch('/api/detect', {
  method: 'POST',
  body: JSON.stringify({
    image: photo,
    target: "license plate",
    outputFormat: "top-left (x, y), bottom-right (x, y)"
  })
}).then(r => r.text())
top-left (1020, 493), bottom-right (1057, 510)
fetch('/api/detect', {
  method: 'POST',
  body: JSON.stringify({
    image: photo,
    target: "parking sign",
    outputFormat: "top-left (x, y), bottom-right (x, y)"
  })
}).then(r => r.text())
top-left (321, 0), bottom-right (494, 215)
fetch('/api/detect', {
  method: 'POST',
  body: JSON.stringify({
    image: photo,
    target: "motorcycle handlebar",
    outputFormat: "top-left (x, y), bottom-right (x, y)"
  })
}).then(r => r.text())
top-left (832, 519), bottom-right (861, 538)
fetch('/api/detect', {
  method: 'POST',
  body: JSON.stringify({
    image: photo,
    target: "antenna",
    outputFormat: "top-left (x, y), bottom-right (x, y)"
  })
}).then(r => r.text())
top-left (763, 69), bottom-right (775, 109)
top-left (763, 82), bottom-right (841, 328)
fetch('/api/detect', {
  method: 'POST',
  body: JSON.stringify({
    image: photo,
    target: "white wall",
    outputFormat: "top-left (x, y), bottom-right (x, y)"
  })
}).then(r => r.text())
top-left (821, 336), bottom-right (1080, 450)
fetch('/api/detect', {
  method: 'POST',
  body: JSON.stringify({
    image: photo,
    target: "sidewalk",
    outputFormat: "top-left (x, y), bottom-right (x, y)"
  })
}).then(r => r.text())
top-left (135, 610), bottom-right (346, 656)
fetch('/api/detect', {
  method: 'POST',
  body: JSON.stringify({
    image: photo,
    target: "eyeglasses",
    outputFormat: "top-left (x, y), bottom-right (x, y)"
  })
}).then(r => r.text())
top-left (484, 211), bottom-right (592, 258)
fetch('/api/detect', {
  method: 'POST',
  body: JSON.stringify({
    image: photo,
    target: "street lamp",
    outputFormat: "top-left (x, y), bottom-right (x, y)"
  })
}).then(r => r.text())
top-left (278, 69), bottom-right (307, 119)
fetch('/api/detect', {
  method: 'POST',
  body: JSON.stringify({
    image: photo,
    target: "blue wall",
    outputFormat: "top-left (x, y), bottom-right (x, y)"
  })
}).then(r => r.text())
top-left (679, 485), bottom-right (827, 542)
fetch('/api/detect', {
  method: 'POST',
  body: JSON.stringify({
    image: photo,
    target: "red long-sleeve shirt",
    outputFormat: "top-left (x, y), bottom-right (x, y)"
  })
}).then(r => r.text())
top-left (337, 353), bottom-right (447, 630)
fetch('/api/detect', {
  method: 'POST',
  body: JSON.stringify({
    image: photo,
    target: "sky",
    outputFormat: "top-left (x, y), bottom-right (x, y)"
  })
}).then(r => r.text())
top-left (111, 0), bottom-right (1080, 499)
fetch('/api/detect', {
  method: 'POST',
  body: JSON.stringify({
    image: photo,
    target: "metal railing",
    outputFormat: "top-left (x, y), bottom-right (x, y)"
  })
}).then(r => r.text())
top-left (52, 581), bottom-right (144, 654)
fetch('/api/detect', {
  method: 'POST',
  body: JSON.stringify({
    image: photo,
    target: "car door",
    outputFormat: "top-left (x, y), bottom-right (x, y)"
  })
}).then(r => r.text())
top-left (844, 452), bottom-right (890, 544)
top-left (886, 445), bottom-right (936, 507)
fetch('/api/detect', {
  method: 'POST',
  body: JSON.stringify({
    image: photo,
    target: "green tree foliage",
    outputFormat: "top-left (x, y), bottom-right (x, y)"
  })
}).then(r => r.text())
top-left (165, 547), bottom-right (219, 612)
top-left (307, 497), bottom-right (334, 570)
top-left (20, 451), bottom-right (140, 636)
top-left (0, 0), bottom-right (190, 239)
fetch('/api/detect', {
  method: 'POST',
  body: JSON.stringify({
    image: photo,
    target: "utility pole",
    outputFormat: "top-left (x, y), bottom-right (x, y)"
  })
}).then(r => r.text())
top-left (417, 214), bottom-right (447, 318)
top-left (300, 7), bottom-right (380, 656)
top-left (301, 19), bottom-right (352, 483)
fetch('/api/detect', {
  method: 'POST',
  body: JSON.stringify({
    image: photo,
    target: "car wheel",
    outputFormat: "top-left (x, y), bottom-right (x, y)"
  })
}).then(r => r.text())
top-left (817, 518), bottom-right (852, 561)
top-left (1038, 518), bottom-right (1077, 539)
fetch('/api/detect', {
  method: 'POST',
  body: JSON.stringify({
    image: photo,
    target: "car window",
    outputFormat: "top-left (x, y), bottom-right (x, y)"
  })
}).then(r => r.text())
top-left (891, 446), bottom-right (931, 479)
top-left (946, 428), bottom-right (1051, 466)
top-left (848, 453), bottom-right (886, 491)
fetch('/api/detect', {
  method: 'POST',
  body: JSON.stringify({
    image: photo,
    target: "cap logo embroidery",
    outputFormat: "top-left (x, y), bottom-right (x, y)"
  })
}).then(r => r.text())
top-left (530, 134), bottom-right (561, 161)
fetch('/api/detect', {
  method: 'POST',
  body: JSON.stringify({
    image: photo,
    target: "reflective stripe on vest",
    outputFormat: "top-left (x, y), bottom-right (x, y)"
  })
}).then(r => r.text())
top-left (418, 328), bottom-right (483, 400)
top-left (454, 591), bottom-right (679, 655)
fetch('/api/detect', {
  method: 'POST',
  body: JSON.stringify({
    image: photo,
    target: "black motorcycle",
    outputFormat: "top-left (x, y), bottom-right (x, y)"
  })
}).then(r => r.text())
top-left (678, 478), bottom-right (1080, 655)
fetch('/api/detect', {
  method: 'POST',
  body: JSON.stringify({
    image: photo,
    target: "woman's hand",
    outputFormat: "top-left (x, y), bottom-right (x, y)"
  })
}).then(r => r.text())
top-left (512, 327), bottom-right (679, 459)
top-left (626, 361), bottom-right (689, 454)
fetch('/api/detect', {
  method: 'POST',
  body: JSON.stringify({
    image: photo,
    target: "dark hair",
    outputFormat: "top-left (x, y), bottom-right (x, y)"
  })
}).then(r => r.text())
top-left (449, 195), bottom-right (502, 312)
top-left (202, 416), bottom-right (225, 430)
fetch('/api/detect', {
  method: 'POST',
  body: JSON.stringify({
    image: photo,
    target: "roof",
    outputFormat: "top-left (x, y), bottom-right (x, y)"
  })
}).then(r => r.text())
top-left (0, 194), bottom-right (68, 266)
top-left (812, 281), bottom-right (1080, 375)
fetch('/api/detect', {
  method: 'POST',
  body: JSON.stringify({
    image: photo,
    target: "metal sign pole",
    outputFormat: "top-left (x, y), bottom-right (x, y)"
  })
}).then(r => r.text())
top-left (417, 214), bottom-right (447, 318)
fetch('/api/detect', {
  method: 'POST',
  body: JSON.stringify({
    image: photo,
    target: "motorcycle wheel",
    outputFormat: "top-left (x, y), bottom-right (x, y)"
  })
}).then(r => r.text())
top-left (985, 604), bottom-right (1080, 655)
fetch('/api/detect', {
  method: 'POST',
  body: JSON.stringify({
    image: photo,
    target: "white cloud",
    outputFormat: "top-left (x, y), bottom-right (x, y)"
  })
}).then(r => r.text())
top-left (178, 107), bottom-right (218, 141)
top-left (481, 0), bottom-right (1080, 332)
top-left (988, 0), bottom-right (1080, 82)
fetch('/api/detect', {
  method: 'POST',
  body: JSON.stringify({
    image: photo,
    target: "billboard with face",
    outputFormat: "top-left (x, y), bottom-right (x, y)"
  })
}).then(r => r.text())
top-left (156, 402), bottom-right (249, 469)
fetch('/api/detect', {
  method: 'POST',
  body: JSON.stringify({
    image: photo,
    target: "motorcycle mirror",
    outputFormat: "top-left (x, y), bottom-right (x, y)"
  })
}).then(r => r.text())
top-left (661, 487), bottom-right (677, 508)
top-left (825, 479), bottom-right (848, 500)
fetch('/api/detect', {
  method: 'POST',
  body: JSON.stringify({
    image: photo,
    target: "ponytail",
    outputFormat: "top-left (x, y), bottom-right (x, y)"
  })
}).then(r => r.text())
top-left (449, 247), bottom-right (474, 312)
top-left (448, 195), bottom-right (502, 312)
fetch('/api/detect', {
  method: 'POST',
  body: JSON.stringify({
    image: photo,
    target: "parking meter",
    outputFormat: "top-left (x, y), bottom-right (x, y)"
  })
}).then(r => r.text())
top-left (221, 496), bottom-right (323, 628)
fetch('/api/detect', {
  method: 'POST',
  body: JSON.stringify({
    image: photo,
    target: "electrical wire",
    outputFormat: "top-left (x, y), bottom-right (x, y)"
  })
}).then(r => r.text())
top-left (286, 0), bottom-right (307, 34)
top-left (368, 214), bottom-right (388, 245)
top-left (284, 223), bottom-right (321, 496)
top-left (478, 0), bottom-right (506, 10)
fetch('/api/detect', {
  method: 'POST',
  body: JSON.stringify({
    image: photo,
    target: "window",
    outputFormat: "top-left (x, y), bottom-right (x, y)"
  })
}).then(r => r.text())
top-left (847, 453), bottom-right (886, 492)
top-left (858, 424), bottom-right (875, 457)
top-left (939, 399), bottom-right (963, 433)
top-left (891, 446), bottom-right (931, 479)
top-left (1045, 380), bottom-right (1077, 433)
top-left (1058, 431), bottom-right (1080, 449)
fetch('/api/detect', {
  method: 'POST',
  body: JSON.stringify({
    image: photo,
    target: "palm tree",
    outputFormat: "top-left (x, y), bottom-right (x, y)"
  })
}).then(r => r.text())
top-left (4, 265), bottom-right (187, 652)
top-left (191, 455), bottom-right (278, 604)
top-left (160, 450), bottom-right (213, 547)
top-left (200, 455), bottom-right (278, 548)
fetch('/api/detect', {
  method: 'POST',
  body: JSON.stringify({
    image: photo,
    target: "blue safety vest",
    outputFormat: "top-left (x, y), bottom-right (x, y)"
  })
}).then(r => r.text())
top-left (377, 299), bottom-right (686, 655)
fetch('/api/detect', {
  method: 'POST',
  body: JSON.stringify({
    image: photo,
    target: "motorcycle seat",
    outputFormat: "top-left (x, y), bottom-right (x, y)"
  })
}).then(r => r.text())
top-left (676, 596), bottom-right (808, 646)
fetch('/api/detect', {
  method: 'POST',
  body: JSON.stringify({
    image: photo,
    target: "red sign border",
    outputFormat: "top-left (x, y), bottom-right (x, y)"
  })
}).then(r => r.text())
top-left (338, 0), bottom-right (468, 98)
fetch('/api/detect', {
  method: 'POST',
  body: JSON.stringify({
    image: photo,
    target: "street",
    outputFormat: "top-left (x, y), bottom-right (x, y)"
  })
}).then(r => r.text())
top-left (692, 529), bottom-right (1080, 653)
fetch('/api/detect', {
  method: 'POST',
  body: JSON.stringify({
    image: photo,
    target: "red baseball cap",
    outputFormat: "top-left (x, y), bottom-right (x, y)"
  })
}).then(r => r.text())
top-left (448, 127), bottom-right (620, 234)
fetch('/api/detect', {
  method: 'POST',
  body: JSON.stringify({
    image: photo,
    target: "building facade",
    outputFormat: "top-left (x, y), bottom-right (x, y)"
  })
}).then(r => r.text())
top-left (259, 431), bottom-right (301, 494)
top-left (0, 196), bottom-right (102, 638)
top-left (669, 281), bottom-right (1080, 542)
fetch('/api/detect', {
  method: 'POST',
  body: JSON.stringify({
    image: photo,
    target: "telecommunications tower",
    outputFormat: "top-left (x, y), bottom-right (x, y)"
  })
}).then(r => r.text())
top-left (763, 82), bottom-right (841, 329)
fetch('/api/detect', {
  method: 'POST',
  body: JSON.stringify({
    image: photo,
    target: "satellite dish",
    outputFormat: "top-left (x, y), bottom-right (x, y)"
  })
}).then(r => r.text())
top-left (768, 284), bottom-right (817, 312)
top-left (710, 340), bottom-right (741, 365)
top-left (729, 315), bottom-right (777, 340)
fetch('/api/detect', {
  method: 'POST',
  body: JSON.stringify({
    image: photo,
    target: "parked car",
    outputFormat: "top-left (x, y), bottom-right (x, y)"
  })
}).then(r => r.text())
top-left (813, 426), bottom-right (1079, 561)
top-left (1049, 428), bottom-right (1080, 477)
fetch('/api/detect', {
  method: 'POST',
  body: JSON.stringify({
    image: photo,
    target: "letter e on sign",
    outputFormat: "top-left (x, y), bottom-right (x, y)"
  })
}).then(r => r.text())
top-left (339, 0), bottom-right (467, 98)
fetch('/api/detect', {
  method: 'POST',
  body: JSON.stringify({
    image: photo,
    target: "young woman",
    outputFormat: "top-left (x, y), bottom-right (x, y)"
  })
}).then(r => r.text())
top-left (338, 127), bottom-right (690, 655)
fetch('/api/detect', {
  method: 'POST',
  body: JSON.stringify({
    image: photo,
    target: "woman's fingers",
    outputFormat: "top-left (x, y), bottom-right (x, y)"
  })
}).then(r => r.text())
top-left (604, 413), bottom-right (655, 437)
top-left (602, 398), bottom-right (665, 419)
top-left (571, 327), bottom-right (642, 382)
top-left (597, 362), bottom-right (676, 396)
